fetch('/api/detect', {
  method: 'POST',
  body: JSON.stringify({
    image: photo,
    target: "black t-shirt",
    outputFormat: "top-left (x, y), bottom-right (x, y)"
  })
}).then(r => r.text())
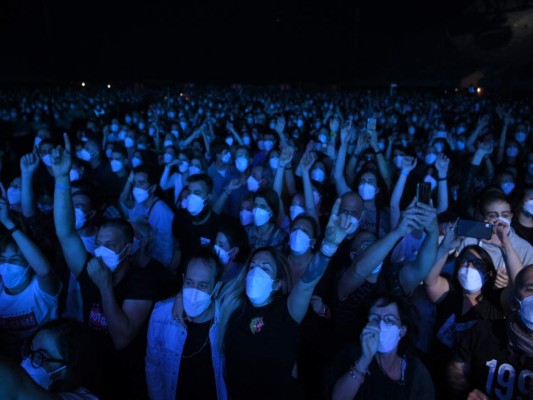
top-left (455, 319), bottom-right (533, 399)
top-left (172, 211), bottom-right (233, 271)
top-left (513, 220), bottom-right (533, 246)
top-left (176, 320), bottom-right (217, 400)
top-left (224, 296), bottom-right (301, 400)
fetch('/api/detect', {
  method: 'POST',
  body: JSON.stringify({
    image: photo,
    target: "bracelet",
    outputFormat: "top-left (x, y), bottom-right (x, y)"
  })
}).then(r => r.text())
top-left (437, 177), bottom-right (447, 182)
top-left (55, 184), bottom-right (71, 190)
top-left (7, 225), bottom-right (19, 235)
top-left (400, 170), bottom-right (410, 176)
top-left (320, 241), bottom-right (338, 258)
top-left (349, 360), bottom-right (370, 381)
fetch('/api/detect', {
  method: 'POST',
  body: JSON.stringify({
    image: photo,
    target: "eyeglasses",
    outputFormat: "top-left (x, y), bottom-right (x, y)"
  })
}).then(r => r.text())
top-left (484, 211), bottom-right (512, 220)
top-left (368, 313), bottom-right (401, 326)
top-left (21, 342), bottom-right (68, 369)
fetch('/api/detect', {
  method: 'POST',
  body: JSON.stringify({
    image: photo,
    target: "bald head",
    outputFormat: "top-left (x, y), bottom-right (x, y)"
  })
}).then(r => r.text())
top-left (340, 191), bottom-right (363, 219)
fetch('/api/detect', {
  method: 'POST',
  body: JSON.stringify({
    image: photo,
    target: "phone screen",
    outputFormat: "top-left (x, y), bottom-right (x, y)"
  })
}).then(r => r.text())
top-left (416, 182), bottom-right (432, 205)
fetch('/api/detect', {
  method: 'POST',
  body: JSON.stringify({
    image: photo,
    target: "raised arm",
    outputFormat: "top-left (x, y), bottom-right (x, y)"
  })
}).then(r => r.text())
top-left (334, 123), bottom-right (354, 197)
top-left (273, 116), bottom-right (288, 147)
top-left (212, 178), bottom-right (242, 215)
top-left (19, 152), bottom-right (40, 218)
top-left (466, 114), bottom-right (489, 153)
top-left (367, 129), bottom-right (392, 190)
top-left (496, 114), bottom-right (511, 165)
top-left (390, 156), bottom-right (417, 229)
top-left (119, 171), bottom-right (135, 215)
top-left (50, 133), bottom-right (88, 278)
top-left (0, 185), bottom-right (60, 295)
top-left (288, 199), bottom-right (350, 323)
top-left (434, 154), bottom-right (449, 214)
top-left (299, 150), bottom-right (320, 228)
top-left (273, 146), bottom-right (294, 226)
top-left (226, 121), bottom-right (244, 146)
top-left (399, 202), bottom-right (439, 295)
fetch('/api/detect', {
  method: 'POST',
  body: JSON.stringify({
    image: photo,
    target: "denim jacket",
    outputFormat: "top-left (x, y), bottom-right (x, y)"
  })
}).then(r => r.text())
top-left (145, 298), bottom-right (227, 400)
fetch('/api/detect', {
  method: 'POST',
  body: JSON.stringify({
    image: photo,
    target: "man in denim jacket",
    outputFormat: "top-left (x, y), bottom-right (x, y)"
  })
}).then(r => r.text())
top-left (146, 249), bottom-right (227, 400)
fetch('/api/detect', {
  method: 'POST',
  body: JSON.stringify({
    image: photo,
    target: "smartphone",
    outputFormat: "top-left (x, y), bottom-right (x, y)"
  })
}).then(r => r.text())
top-left (416, 182), bottom-right (432, 205)
top-left (457, 219), bottom-right (493, 240)
top-left (367, 117), bottom-right (377, 132)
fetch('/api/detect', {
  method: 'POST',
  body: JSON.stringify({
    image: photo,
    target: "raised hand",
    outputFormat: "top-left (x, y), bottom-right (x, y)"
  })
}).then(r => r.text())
top-left (494, 267), bottom-right (509, 289)
top-left (227, 178), bottom-right (244, 192)
top-left (0, 183), bottom-right (13, 227)
top-left (20, 152), bottom-right (40, 176)
top-left (324, 198), bottom-right (352, 246)
top-left (275, 116), bottom-right (286, 135)
top-left (278, 146), bottom-right (294, 168)
top-left (476, 141), bottom-right (493, 158)
top-left (225, 121), bottom-right (234, 132)
top-left (299, 150), bottom-right (316, 174)
top-left (440, 221), bottom-right (461, 252)
top-left (354, 134), bottom-right (369, 155)
top-left (360, 321), bottom-right (380, 363)
top-left (329, 117), bottom-right (340, 134)
top-left (310, 295), bottom-right (325, 315)
top-left (49, 133), bottom-right (72, 178)
top-left (400, 156), bottom-right (417, 173)
top-left (340, 120), bottom-right (355, 145)
top-left (435, 154), bottom-right (450, 178)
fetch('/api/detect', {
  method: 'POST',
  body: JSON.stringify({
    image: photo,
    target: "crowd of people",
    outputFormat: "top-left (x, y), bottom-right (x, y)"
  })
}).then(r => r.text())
top-left (0, 85), bottom-right (532, 399)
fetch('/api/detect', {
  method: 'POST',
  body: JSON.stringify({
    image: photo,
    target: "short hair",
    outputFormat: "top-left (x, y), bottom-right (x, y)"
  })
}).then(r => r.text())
top-left (253, 188), bottom-right (280, 220)
top-left (291, 215), bottom-right (319, 239)
top-left (184, 247), bottom-right (223, 283)
top-left (513, 264), bottom-right (533, 304)
top-left (454, 245), bottom-right (496, 292)
top-left (217, 222), bottom-right (250, 263)
top-left (133, 165), bottom-right (159, 186)
top-left (211, 143), bottom-right (229, 157)
top-left (478, 191), bottom-right (511, 215)
top-left (111, 143), bottom-right (128, 159)
top-left (98, 218), bottom-right (134, 244)
top-left (187, 173), bottom-right (214, 195)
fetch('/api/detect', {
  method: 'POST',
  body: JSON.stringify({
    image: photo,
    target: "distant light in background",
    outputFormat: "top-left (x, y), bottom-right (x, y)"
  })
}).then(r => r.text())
top-left (81, 82), bottom-right (86, 87)
top-left (477, 87), bottom-right (482, 94)
top-left (107, 84), bottom-right (111, 89)
top-left (179, 93), bottom-right (183, 96)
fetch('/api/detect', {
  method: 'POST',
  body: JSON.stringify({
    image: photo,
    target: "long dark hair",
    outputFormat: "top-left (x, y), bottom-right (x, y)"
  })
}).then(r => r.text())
top-left (453, 245), bottom-right (496, 297)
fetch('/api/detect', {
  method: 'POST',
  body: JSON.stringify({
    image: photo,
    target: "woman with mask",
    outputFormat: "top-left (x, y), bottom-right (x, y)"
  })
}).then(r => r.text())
top-left (0, 187), bottom-right (61, 361)
top-left (213, 223), bottom-right (249, 283)
top-left (219, 199), bottom-right (352, 400)
top-left (0, 319), bottom-right (105, 399)
top-left (324, 294), bottom-right (434, 400)
top-left (355, 169), bottom-right (390, 238)
top-left (246, 188), bottom-right (288, 251)
top-left (160, 151), bottom-right (192, 205)
top-left (424, 239), bottom-right (504, 391)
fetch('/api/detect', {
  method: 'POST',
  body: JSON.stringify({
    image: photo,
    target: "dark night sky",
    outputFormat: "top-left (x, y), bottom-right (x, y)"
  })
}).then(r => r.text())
top-left (0, 0), bottom-right (488, 84)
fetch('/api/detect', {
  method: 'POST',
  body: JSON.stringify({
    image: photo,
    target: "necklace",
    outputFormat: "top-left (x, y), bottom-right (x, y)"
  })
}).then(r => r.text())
top-left (376, 353), bottom-right (405, 385)
top-left (181, 322), bottom-right (212, 359)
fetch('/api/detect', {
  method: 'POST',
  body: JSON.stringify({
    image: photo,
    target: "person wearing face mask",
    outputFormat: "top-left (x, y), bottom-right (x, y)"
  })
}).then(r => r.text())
top-left (0, 193), bottom-right (61, 361)
top-left (324, 294), bottom-right (434, 400)
top-left (213, 223), bottom-right (249, 283)
top-left (447, 265), bottom-right (533, 400)
top-left (246, 188), bottom-right (288, 252)
top-left (146, 250), bottom-right (227, 400)
top-left (424, 241), bottom-right (504, 394)
top-left (217, 199), bottom-right (351, 400)
top-left (207, 144), bottom-right (233, 200)
top-left (173, 174), bottom-right (233, 279)
top-left (51, 133), bottom-right (155, 399)
top-left (356, 169), bottom-right (390, 238)
top-left (513, 187), bottom-right (533, 245)
top-left (6, 176), bottom-right (22, 214)
top-left (108, 144), bottom-right (129, 189)
top-left (0, 319), bottom-right (106, 399)
top-left (252, 132), bottom-right (276, 167)
top-left (121, 166), bottom-right (176, 270)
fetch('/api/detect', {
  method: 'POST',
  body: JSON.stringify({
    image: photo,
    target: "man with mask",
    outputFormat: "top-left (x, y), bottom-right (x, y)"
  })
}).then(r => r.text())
top-left (50, 133), bottom-right (155, 399)
top-left (172, 174), bottom-right (232, 279)
top-left (121, 165), bottom-right (175, 270)
top-left (146, 249), bottom-right (227, 400)
top-left (447, 265), bottom-right (533, 399)
top-left (207, 143), bottom-right (232, 200)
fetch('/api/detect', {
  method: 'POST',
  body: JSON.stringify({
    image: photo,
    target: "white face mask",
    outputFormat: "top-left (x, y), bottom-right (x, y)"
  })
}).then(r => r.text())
top-left (236, 157), bottom-right (249, 173)
top-left (346, 215), bottom-right (360, 235)
top-left (247, 176), bottom-right (261, 192)
top-left (69, 169), bottom-right (80, 182)
top-left (163, 153), bottom-right (173, 164)
top-left (523, 199), bottom-right (533, 215)
top-left (124, 137), bottom-right (135, 149)
top-left (378, 321), bottom-right (401, 353)
top-left (110, 160), bottom-right (123, 173)
top-left (214, 245), bottom-right (232, 265)
top-left (183, 287), bottom-right (213, 318)
top-left (393, 155), bottom-right (403, 169)
top-left (20, 358), bottom-right (66, 390)
top-left (456, 141), bottom-right (466, 151)
top-left (425, 153), bottom-right (437, 165)
top-left (178, 161), bottom-right (189, 173)
top-left (131, 157), bottom-right (142, 168)
top-left (311, 168), bottom-right (325, 183)
top-left (457, 267), bottom-right (484, 292)
top-left (253, 207), bottom-right (271, 227)
top-left (7, 187), bottom-right (21, 205)
top-left (0, 263), bottom-right (30, 289)
top-left (500, 182), bottom-right (515, 195)
top-left (132, 187), bottom-right (150, 203)
top-left (186, 194), bottom-right (205, 216)
top-left (290, 205), bottom-right (305, 221)
top-left (263, 140), bottom-right (274, 152)
top-left (269, 157), bottom-right (280, 169)
top-left (74, 207), bottom-right (86, 230)
top-left (242, 136), bottom-right (251, 146)
top-left (189, 166), bottom-right (202, 176)
top-left (94, 244), bottom-right (129, 272)
top-left (222, 152), bottom-right (232, 164)
top-left (515, 131), bottom-right (527, 143)
top-left (77, 149), bottom-right (92, 162)
top-left (41, 154), bottom-right (52, 167)
top-left (164, 140), bottom-right (174, 148)
top-left (225, 137), bottom-right (234, 147)
top-left (516, 294), bottom-right (533, 330)
top-left (506, 147), bottom-right (519, 158)
top-left (246, 267), bottom-right (275, 306)
top-left (289, 229), bottom-right (311, 255)
top-left (240, 209), bottom-right (253, 226)
top-left (358, 183), bottom-right (377, 201)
